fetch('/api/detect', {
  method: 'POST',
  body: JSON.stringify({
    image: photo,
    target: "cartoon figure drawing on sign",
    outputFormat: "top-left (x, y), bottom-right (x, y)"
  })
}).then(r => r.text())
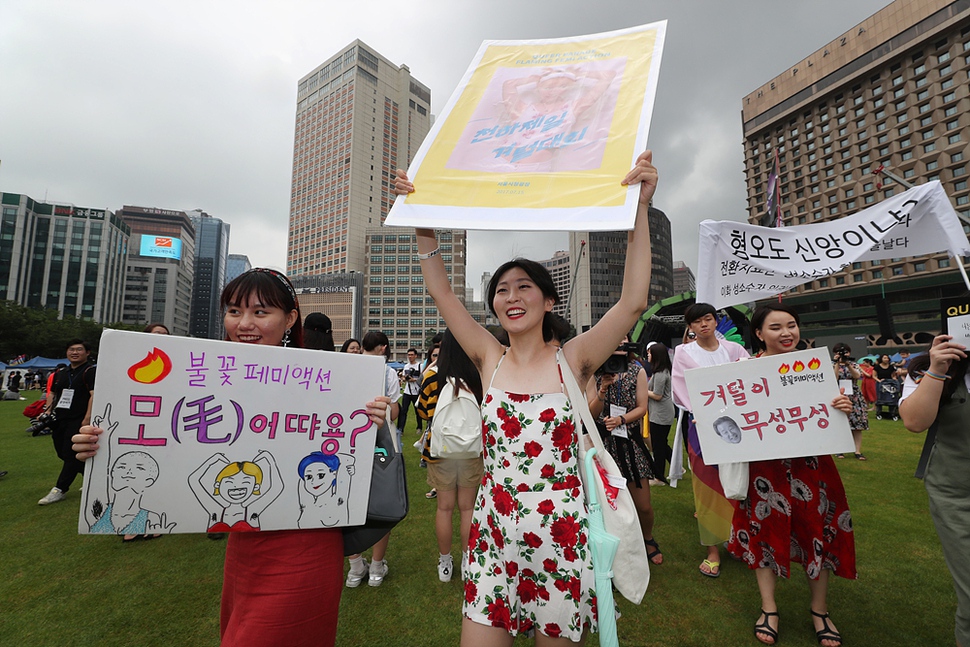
top-left (86, 404), bottom-right (175, 535)
top-left (296, 451), bottom-right (356, 528)
top-left (188, 451), bottom-right (283, 531)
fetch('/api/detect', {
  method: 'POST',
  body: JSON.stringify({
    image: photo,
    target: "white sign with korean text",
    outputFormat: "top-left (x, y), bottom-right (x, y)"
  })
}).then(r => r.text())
top-left (78, 330), bottom-right (384, 535)
top-left (685, 348), bottom-right (854, 465)
top-left (695, 181), bottom-right (970, 309)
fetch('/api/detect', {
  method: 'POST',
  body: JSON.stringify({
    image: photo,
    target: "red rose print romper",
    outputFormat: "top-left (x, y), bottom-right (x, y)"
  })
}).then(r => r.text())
top-left (463, 371), bottom-right (598, 640)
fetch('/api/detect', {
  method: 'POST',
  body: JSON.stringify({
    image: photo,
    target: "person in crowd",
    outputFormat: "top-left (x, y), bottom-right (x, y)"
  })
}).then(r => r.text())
top-left (728, 304), bottom-right (856, 647)
top-left (899, 334), bottom-right (969, 647)
top-left (339, 338), bottom-right (361, 354)
top-left (873, 353), bottom-right (897, 383)
top-left (394, 150), bottom-right (657, 645)
top-left (38, 340), bottom-right (96, 506)
top-left (344, 331), bottom-right (401, 589)
top-left (895, 349), bottom-right (913, 379)
top-left (399, 348), bottom-right (424, 434)
top-left (859, 358), bottom-right (878, 411)
top-left (303, 313), bottom-right (335, 352)
top-left (671, 303), bottom-right (749, 579)
top-left (144, 322), bottom-right (170, 335)
top-left (833, 343), bottom-right (868, 461)
top-left (417, 345), bottom-right (441, 489)
top-left (417, 330), bottom-right (485, 582)
top-left (585, 338), bottom-right (663, 565)
top-left (645, 343), bottom-right (674, 484)
top-left (73, 268), bottom-right (391, 647)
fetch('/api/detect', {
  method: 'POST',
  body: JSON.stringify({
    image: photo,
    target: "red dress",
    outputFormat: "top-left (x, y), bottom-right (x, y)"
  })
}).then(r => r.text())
top-left (221, 529), bottom-right (343, 646)
top-left (860, 364), bottom-right (878, 404)
top-left (727, 455), bottom-right (856, 580)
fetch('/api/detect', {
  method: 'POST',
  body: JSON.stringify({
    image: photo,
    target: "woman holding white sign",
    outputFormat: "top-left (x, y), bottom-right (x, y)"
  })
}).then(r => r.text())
top-left (73, 268), bottom-right (392, 647)
top-left (727, 303), bottom-right (856, 647)
top-left (394, 151), bottom-right (657, 646)
top-left (899, 335), bottom-right (969, 647)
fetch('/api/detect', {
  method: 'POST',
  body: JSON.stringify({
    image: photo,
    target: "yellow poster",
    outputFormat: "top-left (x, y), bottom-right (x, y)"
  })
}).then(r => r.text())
top-left (385, 22), bottom-right (666, 231)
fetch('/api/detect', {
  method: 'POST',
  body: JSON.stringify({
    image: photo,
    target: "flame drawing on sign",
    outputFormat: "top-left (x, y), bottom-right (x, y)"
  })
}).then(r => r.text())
top-left (808, 358), bottom-right (821, 370)
top-left (793, 361), bottom-right (805, 372)
top-left (127, 348), bottom-right (173, 384)
top-left (778, 363), bottom-right (791, 374)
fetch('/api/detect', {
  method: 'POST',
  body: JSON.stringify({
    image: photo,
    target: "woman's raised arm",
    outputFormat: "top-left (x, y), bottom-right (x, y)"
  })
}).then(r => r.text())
top-left (393, 172), bottom-right (502, 369)
top-left (564, 150), bottom-right (658, 382)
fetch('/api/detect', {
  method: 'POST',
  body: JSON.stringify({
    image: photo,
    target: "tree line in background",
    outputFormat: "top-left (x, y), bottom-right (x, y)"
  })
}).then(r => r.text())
top-left (0, 300), bottom-right (142, 362)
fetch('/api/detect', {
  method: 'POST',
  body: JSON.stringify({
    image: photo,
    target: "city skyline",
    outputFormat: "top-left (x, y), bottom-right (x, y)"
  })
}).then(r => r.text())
top-left (1, 0), bottom-right (893, 297)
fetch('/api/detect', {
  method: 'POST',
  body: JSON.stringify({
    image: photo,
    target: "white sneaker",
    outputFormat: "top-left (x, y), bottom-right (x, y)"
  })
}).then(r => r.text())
top-left (38, 487), bottom-right (65, 505)
top-left (438, 554), bottom-right (454, 582)
top-left (368, 559), bottom-right (388, 587)
top-left (345, 558), bottom-right (369, 588)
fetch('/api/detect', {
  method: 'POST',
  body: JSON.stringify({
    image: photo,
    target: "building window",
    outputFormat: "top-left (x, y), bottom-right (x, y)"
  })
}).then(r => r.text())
top-left (873, 269), bottom-right (883, 278)
top-left (939, 258), bottom-right (951, 269)
top-left (853, 273), bottom-right (864, 282)
top-left (949, 133), bottom-right (963, 144)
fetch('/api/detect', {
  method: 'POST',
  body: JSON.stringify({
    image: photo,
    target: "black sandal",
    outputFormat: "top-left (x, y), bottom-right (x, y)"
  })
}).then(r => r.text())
top-left (644, 537), bottom-right (663, 565)
top-left (854, 453), bottom-right (867, 461)
top-left (754, 609), bottom-right (779, 645)
top-left (811, 610), bottom-right (842, 646)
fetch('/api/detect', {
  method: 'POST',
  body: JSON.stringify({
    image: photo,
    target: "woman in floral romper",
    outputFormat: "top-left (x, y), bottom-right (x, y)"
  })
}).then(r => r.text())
top-left (394, 151), bottom-right (658, 646)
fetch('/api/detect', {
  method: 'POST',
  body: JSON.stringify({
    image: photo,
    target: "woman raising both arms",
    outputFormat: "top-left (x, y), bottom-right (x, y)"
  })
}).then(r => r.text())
top-left (394, 150), bottom-right (657, 647)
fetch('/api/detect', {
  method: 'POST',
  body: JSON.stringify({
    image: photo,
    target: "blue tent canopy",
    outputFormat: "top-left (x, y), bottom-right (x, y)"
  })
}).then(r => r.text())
top-left (10, 357), bottom-right (65, 370)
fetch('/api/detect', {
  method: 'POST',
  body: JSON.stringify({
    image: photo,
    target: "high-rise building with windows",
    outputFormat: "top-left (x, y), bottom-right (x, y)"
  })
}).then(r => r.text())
top-left (567, 206), bottom-right (674, 331)
top-left (287, 40), bottom-right (433, 276)
top-left (118, 205), bottom-right (196, 335)
top-left (188, 210), bottom-right (230, 339)
top-left (539, 250), bottom-right (572, 319)
top-left (226, 254), bottom-right (252, 283)
top-left (672, 260), bottom-right (696, 295)
top-left (741, 0), bottom-right (970, 347)
top-left (365, 229), bottom-right (466, 359)
top-left (0, 192), bottom-right (128, 322)
top-left (288, 41), bottom-right (465, 355)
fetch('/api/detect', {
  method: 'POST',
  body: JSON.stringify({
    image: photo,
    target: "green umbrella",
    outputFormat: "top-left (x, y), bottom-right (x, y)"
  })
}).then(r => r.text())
top-left (585, 447), bottom-right (620, 647)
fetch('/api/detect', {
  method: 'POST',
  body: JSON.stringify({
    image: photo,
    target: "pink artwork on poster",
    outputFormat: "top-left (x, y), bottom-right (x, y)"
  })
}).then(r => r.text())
top-left (446, 58), bottom-right (627, 174)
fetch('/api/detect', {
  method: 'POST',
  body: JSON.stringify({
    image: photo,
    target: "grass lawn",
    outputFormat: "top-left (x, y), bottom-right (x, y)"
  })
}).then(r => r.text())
top-left (1, 392), bottom-right (956, 646)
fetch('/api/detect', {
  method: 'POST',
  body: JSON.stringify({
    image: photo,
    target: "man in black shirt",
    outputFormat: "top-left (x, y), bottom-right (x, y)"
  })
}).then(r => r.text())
top-left (38, 339), bottom-right (96, 505)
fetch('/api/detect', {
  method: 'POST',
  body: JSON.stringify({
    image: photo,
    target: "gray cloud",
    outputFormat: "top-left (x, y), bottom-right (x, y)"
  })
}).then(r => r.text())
top-left (1, 0), bottom-right (890, 290)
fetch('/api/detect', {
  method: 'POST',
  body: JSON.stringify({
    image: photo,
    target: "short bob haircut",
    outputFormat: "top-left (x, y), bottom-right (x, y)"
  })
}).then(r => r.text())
top-left (486, 258), bottom-right (561, 343)
top-left (749, 303), bottom-right (801, 352)
top-left (683, 302), bottom-right (717, 325)
top-left (220, 268), bottom-right (303, 348)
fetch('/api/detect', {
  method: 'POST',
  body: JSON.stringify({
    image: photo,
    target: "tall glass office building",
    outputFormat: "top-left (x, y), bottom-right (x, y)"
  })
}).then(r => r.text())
top-left (0, 192), bottom-right (128, 322)
top-left (188, 210), bottom-right (230, 339)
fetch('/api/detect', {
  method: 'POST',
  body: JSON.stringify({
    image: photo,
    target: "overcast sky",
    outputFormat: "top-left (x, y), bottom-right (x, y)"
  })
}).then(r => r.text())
top-left (1, 0), bottom-right (892, 299)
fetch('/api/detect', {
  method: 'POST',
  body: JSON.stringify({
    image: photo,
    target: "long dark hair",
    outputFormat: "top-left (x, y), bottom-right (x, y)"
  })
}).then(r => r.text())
top-left (486, 258), bottom-right (560, 343)
top-left (648, 343), bottom-right (672, 374)
top-left (749, 303), bottom-right (801, 353)
top-left (436, 329), bottom-right (483, 404)
top-left (908, 353), bottom-right (969, 404)
top-left (339, 338), bottom-right (360, 353)
top-left (221, 268), bottom-right (303, 348)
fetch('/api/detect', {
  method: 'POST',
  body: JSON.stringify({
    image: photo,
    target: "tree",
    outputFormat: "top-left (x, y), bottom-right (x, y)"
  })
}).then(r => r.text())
top-left (0, 300), bottom-right (141, 361)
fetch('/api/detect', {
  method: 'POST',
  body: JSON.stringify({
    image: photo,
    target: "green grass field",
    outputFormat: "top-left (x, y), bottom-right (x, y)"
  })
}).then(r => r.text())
top-left (1, 392), bottom-right (956, 646)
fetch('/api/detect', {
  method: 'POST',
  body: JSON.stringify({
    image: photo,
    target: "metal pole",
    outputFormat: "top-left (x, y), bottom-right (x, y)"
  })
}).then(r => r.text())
top-left (564, 239), bottom-right (587, 327)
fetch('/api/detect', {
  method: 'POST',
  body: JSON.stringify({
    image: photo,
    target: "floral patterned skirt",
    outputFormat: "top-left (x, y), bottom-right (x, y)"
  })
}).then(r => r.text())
top-left (727, 455), bottom-right (856, 580)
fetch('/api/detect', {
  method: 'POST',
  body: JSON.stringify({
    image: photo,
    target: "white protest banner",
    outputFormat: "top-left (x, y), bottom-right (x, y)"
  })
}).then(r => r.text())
top-left (685, 348), bottom-right (854, 465)
top-left (78, 330), bottom-right (384, 535)
top-left (695, 181), bottom-right (970, 309)
top-left (384, 22), bottom-right (666, 231)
